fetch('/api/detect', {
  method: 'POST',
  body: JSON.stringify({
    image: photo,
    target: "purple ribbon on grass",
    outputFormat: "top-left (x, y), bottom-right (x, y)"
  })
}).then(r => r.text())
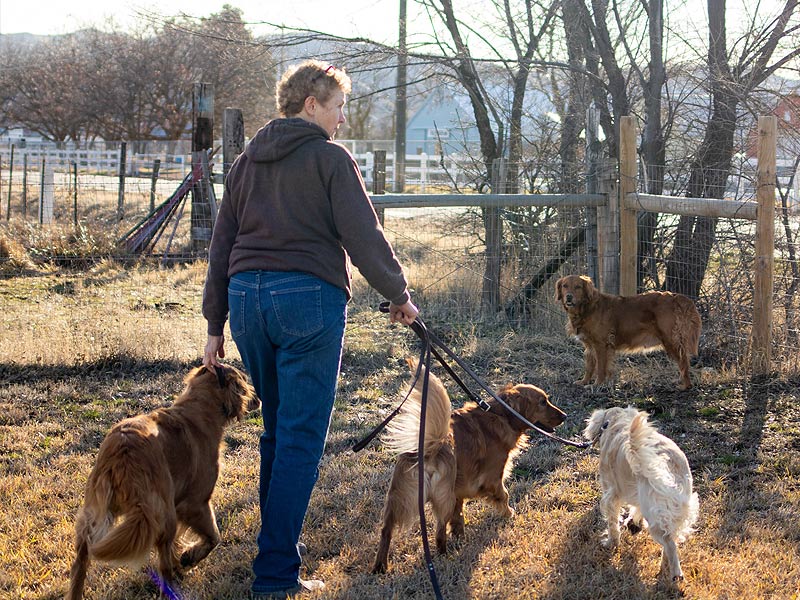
top-left (146, 567), bottom-right (184, 600)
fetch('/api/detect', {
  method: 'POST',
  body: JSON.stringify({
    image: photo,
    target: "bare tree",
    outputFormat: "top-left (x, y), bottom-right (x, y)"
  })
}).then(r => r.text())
top-left (416, 0), bottom-right (560, 311)
top-left (0, 34), bottom-right (91, 143)
top-left (665, 0), bottom-right (800, 299)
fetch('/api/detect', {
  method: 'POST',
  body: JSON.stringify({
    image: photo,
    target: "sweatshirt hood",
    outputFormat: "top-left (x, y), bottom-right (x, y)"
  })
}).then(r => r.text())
top-left (244, 118), bottom-right (329, 163)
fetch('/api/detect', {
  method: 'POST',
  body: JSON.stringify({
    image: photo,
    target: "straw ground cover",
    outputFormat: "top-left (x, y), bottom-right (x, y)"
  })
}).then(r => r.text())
top-left (1, 260), bottom-right (800, 599)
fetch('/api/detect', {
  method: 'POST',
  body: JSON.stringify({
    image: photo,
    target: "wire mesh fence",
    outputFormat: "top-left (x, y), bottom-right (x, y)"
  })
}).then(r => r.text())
top-left (1, 143), bottom-right (799, 377)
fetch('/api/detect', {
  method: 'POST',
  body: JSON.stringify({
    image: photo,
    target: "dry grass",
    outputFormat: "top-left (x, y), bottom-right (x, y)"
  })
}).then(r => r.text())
top-left (1, 261), bottom-right (800, 600)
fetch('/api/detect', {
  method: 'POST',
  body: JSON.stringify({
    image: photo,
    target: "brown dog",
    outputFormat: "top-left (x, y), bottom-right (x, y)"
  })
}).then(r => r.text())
top-left (371, 359), bottom-right (566, 574)
top-left (66, 365), bottom-right (260, 600)
top-left (555, 275), bottom-right (701, 389)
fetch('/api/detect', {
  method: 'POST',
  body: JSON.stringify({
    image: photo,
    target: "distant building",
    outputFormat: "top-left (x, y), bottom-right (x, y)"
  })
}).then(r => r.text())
top-left (406, 95), bottom-right (481, 156)
top-left (1, 127), bottom-right (44, 147)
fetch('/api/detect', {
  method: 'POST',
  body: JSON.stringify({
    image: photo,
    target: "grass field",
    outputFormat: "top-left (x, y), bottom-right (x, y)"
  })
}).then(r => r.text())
top-left (1, 257), bottom-right (800, 600)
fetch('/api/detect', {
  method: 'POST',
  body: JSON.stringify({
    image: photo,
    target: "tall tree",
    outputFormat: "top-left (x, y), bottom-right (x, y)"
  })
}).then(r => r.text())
top-left (665, 0), bottom-right (800, 299)
top-left (417, 0), bottom-right (560, 311)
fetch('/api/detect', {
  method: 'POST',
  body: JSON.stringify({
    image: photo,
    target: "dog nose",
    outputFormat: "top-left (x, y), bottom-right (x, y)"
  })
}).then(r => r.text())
top-left (565, 293), bottom-right (573, 302)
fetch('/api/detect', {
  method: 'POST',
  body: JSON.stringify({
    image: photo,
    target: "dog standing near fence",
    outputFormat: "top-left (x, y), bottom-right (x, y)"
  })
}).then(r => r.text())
top-left (555, 275), bottom-right (701, 389)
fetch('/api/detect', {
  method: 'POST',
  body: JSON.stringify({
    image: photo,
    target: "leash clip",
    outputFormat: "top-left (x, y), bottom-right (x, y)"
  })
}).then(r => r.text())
top-left (476, 398), bottom-right (492, 412)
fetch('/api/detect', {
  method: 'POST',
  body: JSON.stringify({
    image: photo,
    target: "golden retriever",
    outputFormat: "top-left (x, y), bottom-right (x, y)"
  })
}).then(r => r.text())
top-left (371, 359), bottom-right (566, 574)
top-left (66, 365), bottom-right (260, 600)
top-left (584, 407), bottom-right (699, 583)
top-left (555, 275), bottom-right (701, 389)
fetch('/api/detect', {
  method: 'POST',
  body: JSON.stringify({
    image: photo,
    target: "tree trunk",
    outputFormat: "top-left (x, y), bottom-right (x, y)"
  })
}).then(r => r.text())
top-left (665, 0), bottom-right (735, 300)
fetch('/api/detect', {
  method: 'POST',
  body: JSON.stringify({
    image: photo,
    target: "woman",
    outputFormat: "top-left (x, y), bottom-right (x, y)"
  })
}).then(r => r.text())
top-left (202, 60), bottom-right (418, 598)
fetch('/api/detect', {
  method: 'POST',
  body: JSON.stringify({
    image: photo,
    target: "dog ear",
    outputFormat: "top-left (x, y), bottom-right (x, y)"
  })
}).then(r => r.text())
top-left (497, 384), bottom-right (521, 411)
top-left (580, 275), bottom-right (598, 302)
top-left (220, 369), bottom-right (259, 420)
top-left (555, 278), bottom-right (564, 302)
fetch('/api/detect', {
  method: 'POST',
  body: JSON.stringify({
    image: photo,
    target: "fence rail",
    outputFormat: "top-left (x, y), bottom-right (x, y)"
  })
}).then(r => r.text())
top-left (0, 115), bottom-right (796, 377)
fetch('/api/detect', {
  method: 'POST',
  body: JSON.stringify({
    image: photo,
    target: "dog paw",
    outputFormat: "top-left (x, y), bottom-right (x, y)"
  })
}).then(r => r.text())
top-left (499, 506), bottom-right (515, 519)
top-left (370, 561), bottom-right (387, 575)
top-left (623, 518), bottom-right (642, 535)
top-left (600, 536), bottom-right (618, 549)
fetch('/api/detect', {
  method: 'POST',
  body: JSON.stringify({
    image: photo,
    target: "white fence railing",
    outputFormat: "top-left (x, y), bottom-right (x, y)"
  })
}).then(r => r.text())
top-left (0, 144), bottom-right (479, 192)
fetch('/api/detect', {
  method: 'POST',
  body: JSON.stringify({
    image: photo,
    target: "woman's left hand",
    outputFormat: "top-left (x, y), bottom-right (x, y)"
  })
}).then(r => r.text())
top-left (203, 334), bottom-right (226, 369)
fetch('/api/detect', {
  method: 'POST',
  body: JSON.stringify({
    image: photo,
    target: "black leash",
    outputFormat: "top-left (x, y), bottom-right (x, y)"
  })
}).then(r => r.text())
top-left (355, 303), bottom-right (591, 451)
top-left (353, 309), bottom-right (445, 598)
top-left (413, 321), bottom-right (445, 600)
top-left (355, 303), bottom-right (590, 600)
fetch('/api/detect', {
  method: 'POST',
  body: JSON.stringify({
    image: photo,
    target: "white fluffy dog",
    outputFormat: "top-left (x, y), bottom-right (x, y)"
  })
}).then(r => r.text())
top-left (584, 406), bottom-right (699, 582)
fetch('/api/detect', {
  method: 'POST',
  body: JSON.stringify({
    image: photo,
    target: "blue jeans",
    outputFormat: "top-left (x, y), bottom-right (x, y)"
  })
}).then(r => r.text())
top-left (228, 271), bottom-right (347, 594)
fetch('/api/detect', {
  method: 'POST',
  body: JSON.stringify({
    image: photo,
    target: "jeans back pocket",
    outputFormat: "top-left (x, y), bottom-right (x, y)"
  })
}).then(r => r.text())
top-left (270, 285), bottom-right (323, 337)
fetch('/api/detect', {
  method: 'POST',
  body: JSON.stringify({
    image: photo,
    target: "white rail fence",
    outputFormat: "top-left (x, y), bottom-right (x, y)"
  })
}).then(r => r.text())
top-left (0, 143), bottom-right (472, 193)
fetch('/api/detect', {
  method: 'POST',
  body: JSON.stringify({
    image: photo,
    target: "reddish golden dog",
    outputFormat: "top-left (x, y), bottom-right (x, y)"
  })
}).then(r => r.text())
top-left (66, 365), bottom-right (260, 600)
top-left (555, 275), bottom-right (701, 390)
top-left (371, 359), bottom-right (566, 574)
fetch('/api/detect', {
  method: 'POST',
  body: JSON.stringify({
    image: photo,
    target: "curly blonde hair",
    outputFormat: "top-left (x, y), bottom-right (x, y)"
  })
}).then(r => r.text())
top-left (276, 60), bottom-right (352, 117)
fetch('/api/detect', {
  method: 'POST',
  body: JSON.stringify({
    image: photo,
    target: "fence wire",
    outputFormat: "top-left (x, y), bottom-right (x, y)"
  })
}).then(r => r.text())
top-left (1, 150), bottom-right (798, 377)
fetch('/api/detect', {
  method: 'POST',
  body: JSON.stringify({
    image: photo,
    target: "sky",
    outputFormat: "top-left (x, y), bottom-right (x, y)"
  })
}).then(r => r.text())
top-left (0, 0), bottom-right (406, 44)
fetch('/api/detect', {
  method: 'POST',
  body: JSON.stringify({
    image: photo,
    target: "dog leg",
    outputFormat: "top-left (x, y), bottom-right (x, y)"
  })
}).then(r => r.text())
top-left (154, 509), bottom-right (179, 585)
top-left (651, 526), bottom-right (683, 582)
top-left (65, 524), bottom-right (90, 600)
top-left (594, 345), bottom-right (612, 385)
top-left (179, 502), bottom-right (221, 570)
top-left (486, 481), bottom-right (514, 519)
top-left (599, 492), bottom-right (622, 548)
top-left (576, 347), bottom-right (596, 386)
top-left (623, 506), bottom-right (644, 535)
top-left (371, 511), bottom-right (396, 574)
top-left (674, 345), bottom-right (693, 390)
top-left (449, 499), bottom-right (466, 539)
top-left (431, 488), bottom-right (456, 555)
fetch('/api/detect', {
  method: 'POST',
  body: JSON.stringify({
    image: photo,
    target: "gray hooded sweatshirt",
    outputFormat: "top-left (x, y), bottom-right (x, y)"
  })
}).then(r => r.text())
top-left (202, 117), bottom-right (410, 336)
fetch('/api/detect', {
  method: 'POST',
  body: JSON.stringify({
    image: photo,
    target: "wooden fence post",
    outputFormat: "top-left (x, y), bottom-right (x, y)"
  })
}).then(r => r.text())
top-left (117, 142), bottom-right (127, 221)
top-left (483, 159), bottom-right (504, 314)
top-left (191, 82), bottom-right (214, 253)
top-left (585, 106), bottom-right (601, 284)
top-left (150, 159), bottom-right (161, 213)
top-left (22, 153), bottom-right (28, 219)
top-left (619, 116), bottom-right (637, 296)
top-left (597, 157), bottom-right (620, 295)
top-left (222, 107), bottom-right (244, 182)
top-left (373, 149), bottom-right (386, 226)
top-left (752, 115), bottom-right (776, 375)
top-left (72, 162), bottom-right (78, 229)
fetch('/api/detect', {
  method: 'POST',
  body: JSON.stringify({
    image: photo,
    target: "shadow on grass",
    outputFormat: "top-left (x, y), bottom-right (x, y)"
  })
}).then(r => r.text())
top-left (541, 508), bottom-right (684, 600)
top-left (713, 375), bottom-right (799, 547)
top-left (0, 355), bottom-right (196, 384)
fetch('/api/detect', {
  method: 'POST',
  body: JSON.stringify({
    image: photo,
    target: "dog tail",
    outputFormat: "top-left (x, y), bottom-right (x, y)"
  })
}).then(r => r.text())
top-left (673, 295), bottom-right (701, 358)
top-left (383, 358), bottom-right (452, 456)
top-left (82, 457), bottom-right (160, 566)
top-left (627, 412), bottom-right (699, 541)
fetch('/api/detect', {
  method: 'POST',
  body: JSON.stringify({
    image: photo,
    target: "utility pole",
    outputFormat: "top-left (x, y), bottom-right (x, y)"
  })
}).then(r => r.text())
top-left (394, 0), bottom-right (407, 192)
